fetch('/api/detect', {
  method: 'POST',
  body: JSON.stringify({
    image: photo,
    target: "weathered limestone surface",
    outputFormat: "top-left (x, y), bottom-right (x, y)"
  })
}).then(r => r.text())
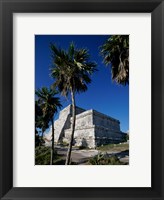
top-left (52, 105), bottom-right (85, 142)
top-left (46, 105), bottom-right (125, 148)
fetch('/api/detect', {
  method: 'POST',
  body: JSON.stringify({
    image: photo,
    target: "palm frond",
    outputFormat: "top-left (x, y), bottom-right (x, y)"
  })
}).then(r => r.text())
top-left (50, 42), bottom-right (97, 97)
top-left (35, 86), bottom-right (62, 129)
top-left (100, 35), bottom-right (129, 85)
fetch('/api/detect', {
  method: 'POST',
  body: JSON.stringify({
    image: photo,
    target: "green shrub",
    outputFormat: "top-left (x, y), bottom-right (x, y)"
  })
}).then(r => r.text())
top-left (35, 134), bottom-right (41, 147)
top-left (35, 146), bottom-right (59, 165)
top-left (88, 153), bottom-right (123, 165)
top-left (79, 145), bottom-right (87, 150)
top-left (35, 146), bottom-right (50, 165)
top-left (122, 133), bottom-right (129, 142)
top-left (60, 141), bottom-right (69, 146)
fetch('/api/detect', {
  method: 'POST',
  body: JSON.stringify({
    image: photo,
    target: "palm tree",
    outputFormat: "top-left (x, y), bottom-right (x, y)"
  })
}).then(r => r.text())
top-left (50, 42), bottom-right (97, 165)
top-left (35, 87), bottom-right (62, 165)
top-left (101, 35), bottom-right (129, 85)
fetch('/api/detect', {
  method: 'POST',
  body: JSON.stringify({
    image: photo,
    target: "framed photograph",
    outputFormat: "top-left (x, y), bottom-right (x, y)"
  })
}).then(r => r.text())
top-left (0, 0), bottom-right (164, 199)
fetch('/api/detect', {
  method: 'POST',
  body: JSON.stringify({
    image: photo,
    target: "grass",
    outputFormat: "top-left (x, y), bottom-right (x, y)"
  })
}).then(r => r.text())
top-left (97, 142), bottom-right (129, 152)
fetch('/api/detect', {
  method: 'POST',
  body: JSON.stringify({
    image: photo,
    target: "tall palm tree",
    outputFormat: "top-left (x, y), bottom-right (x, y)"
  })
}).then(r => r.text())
top-left (50, 42), bottom-right (97, 165)
top-left (101, 35), bottom-right (129, 85)
top-left (35, 87), bottom-right (62, 165)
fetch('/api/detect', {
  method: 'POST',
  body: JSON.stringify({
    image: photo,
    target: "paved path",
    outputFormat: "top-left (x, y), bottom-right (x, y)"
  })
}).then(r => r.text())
top-left (56, 146), bottom-right (98, 164)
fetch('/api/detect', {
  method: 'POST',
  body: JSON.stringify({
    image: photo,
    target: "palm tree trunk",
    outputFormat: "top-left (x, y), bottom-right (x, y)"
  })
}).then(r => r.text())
top-left (50, 118), bottom-right (54, 165)
top-left (65, 89), bottom-right (76, 165)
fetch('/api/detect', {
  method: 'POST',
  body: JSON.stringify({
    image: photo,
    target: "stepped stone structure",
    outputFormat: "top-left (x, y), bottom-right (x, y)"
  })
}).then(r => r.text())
top-left (46, 105), bottom-right (125, 148)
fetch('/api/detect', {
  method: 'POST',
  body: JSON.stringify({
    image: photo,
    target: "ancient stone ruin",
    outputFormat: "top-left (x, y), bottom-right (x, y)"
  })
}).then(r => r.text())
top-left (46, 104), bottom-right (125, 148)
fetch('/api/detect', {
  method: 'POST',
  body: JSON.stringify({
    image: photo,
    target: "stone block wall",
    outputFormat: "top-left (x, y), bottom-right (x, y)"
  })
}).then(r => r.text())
top-left (63, 110), bottom-right (95, 148)
top-left (53, 105), bottom-right (86, 142)
top-left (74, 110), bottom-right (93, 128)
top-left (94, 126), bottom-right (124, 146)
top-left (45, 104), bottom-right (125, 148)
top-left (64, 126), bottom-right (95, 148)
top-left (93, 110), bottom-right (120, 131)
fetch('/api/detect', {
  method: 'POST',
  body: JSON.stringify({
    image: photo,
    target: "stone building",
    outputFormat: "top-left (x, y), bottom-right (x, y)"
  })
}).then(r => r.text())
top-left (46, 104), bottom-right (125, 148)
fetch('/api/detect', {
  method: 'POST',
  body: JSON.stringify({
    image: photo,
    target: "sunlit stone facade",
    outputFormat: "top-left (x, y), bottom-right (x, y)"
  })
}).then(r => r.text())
top-left (47, 105), bottom-right (125, 148)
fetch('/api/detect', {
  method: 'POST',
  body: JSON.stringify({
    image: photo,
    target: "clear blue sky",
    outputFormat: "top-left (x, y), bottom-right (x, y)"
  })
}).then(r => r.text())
top-left (35, 35), bottom-right (129, 132)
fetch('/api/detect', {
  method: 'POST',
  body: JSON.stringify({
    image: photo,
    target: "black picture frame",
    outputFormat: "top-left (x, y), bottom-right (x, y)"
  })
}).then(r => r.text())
top-left (0, 0), bottom-right (164, 199)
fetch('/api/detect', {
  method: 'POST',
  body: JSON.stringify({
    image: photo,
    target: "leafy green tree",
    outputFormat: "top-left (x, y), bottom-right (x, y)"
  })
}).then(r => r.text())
top-left (50, 42), bottom-right (97, 165)
top-left (101, 35), bottom-right (129, 85)
top-left (35, 100), bottom-right (49, 142)
top-left (35, 87), bottom-right (62, 165)
top-left (35, 100), bottom-right (43, 146)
